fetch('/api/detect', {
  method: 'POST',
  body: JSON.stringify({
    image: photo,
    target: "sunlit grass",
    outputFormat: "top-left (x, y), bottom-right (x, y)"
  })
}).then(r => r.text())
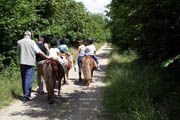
top-left (0, 65), bottom-right (39, 108)
top-left (0, 66), bottom-right (21, 108)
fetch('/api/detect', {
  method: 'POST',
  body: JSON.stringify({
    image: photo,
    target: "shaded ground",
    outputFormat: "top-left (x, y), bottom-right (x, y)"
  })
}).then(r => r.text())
top-left (0, 44), bottom-right (112, 120)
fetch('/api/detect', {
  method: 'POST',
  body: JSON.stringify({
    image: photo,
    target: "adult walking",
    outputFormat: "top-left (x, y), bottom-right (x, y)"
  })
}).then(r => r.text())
top-left (36, 35), bottom-right (49, 94)
top-left (17, 31), bottom-right (48, 102)
top-left (77, 40), bottom-right (86, 82)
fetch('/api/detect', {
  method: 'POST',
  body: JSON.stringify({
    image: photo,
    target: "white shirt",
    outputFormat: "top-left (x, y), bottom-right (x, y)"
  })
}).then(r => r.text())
top-left (85, 44), bottom-right (96, 55)
top-left (49, 48), bottom-right (60, 58)
top-left (49, 47), bottom-right (65, 65)
top-left (78, 44), bottom-right (86, 56)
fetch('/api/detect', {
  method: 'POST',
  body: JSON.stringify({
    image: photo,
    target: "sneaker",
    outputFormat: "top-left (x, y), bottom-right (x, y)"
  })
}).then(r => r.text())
top-left (23, 97), bottom-right (31, 103)
top-left (79, 78), bottom-right (82, 82)
top-left (28, 97), bottom-right (33, 100)
top-left (97, 67), bottom-right (102, 71)
top-left (39, 91), bottom-right (46, 95)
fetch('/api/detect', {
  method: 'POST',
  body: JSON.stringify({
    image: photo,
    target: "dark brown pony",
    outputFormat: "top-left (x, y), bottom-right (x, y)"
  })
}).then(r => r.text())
top-left (42, 58), bottom-right (65, 104)
top-left (82, 55), bottom-right (97, 85)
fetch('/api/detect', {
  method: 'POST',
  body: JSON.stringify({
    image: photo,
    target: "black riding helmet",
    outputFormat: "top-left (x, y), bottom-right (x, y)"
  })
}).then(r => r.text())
top-left (60, 37), bottom-right (66, 45)
top-left (50, 38), bottom-right (57, 47)
top-left (87, 37), bottom-right (93, 44)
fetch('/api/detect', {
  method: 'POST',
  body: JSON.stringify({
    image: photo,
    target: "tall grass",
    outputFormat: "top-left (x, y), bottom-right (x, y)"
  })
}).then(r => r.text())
top-left (104, 48), bottom-right (180, 120)
top-left (0, 64), bottom-right (39, 108)
top-left (0, 65), bottom-right (21, 108)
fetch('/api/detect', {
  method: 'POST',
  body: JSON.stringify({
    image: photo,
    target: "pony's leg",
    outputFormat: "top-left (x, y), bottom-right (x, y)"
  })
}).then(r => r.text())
top-left (79, 72), bottom-right (82, 82)
top-left (62, 75), bottom-right (69, 85)
top-left (48, 90), bottom-right (54, 104)
top-left (66, 70), bottom-right (69, 80)
top-left (45, 81), bottom-right (50, 98)
top-left (65, 70), bottom-right (69, 84)
top-left (90, 71), bottom-right (93, 83)
top-left (85, 79), bottom-right (90, 86)
top-left (45, 81), bottom-right (54, 104)
top-left (62, 66), bottom-right (69, 85)
top-left (58, 79), bottom-right (61, 96)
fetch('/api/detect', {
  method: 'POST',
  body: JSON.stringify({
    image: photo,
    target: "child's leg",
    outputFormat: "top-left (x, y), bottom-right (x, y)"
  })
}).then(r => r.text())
top-left (91, 55), bottom-right (99, 64)
top-left (91, 55), bottom-right (101, 71)
top-left (58, 57), bottom-right (66, 72)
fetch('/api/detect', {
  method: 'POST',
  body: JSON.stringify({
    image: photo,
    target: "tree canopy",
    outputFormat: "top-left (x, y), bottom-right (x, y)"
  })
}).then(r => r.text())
top-left (0, 0), bottom-right (110, 68)
top-left (107, 0), bottom-right (180, 62)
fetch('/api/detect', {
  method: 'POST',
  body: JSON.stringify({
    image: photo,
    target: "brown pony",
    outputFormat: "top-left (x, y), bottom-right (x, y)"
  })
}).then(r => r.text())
top-left (42, 58), bottom-right (65, 104)
top-left (61, 53), bottom-right (73, 82)
top-left (81, 55), bottom-right (97, 85)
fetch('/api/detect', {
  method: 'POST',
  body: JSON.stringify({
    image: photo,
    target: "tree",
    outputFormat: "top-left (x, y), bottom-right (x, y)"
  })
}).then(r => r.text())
top-left (108, 0), bottom-right (180, 61)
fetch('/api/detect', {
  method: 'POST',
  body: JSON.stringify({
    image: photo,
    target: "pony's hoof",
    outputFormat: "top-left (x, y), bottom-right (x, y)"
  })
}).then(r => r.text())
top-left (48, 98), bottom-right (54, 104)
top-left (49, 101), bottom-right (54, 104)
top-left (85, 82), bottom-right (89, 86)
top-left (79, 79), bottom-right (82, 82)
top-left (65, 81), bottom-right (69, 85)
top-left (62, 81), bottom-right (69, 85)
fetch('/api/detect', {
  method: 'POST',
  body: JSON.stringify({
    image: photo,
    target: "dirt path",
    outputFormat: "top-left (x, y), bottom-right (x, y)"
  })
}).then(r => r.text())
top-left (0, 44), bottom-right (112, 120)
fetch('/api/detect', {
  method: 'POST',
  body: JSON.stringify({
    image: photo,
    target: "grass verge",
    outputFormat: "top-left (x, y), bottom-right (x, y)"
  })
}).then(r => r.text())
top-left (0, 66), bottom-right (21, 108)
top-left (0, 65), bottom-right (39, 109)
top-left (104, 47), bottom-right (180, 120)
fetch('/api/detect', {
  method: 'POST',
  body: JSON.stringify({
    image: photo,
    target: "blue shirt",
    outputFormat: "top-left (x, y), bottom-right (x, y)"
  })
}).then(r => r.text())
top-left (59, 44), bottom-right (68, 53)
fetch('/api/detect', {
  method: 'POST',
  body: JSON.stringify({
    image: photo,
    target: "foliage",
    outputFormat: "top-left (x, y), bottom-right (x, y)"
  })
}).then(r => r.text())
top-left (104, 48), bottom-right (180, 120)
top-left (107, 0), bottom-right (180, 61)
top-left (161, 52), bottom-right (180, 68)
top-left (0, 0), bottom-right (110, 68)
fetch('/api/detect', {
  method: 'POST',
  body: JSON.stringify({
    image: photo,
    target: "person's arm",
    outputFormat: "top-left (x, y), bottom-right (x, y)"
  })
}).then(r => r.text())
top-left (66, 45), bottom-right (68, 51)
top-left (78, 47), bottom-right (81, 55)
top-left (94, 45), bottom-right (96, 55)
top-left (38, 51), bottom-right (49, 59)
top-left (94, 50), bottom-right (96, 55)
top-left (57, 51), bottom-right (61, 56)
top-left (33, 41), bottom-right (48, 59)
top-left (85, 46), bottom-right (90, 53)
top-left (17, 43), bottom-right (20, 60)
top-left (44, 43), bottom-right (50, 55)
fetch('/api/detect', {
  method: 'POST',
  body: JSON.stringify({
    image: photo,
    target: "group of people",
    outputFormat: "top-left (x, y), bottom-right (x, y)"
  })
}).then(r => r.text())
top-left (17, 31), bottom-right (100, 102)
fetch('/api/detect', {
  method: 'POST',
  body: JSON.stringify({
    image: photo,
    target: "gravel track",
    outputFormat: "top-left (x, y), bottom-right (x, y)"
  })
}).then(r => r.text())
top-left (0, 44), bottom-right (112, 120)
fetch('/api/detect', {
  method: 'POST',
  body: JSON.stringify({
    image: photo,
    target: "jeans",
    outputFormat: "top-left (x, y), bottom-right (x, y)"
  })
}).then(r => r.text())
top-left (77, 56), bottom-right (84, 73)
top-left (77, 56), bottom-right (84, 81)
top-left (20, 65), bottom-right (34, 98)
top-left (91, 55), bottom-right (99, 64)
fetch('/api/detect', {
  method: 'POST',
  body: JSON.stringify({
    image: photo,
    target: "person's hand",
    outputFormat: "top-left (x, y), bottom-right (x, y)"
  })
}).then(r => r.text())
top-left (47, 56), bottom-right (52, 59)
